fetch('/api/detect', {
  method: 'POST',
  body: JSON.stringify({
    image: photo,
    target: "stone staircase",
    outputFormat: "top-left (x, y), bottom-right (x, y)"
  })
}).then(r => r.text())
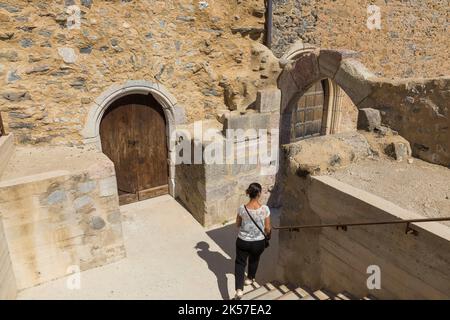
top-left (241, 281), bottom-right (376, 300)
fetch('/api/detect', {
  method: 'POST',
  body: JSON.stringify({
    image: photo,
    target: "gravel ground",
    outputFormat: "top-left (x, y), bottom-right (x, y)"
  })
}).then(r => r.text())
top-left (330, 158), bottom-right (450, 226)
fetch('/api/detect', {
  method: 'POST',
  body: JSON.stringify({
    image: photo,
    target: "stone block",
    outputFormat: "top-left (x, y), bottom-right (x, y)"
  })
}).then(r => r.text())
top-left (223, 113), bottom-right (271, 135)
top-left (334, 59), bottom-right (375, 105)
top-left (173, 105), bottom-right (187, 124)
top-left (290, 51), bottom-right (320, 91)
top-left (256, 88), bottom-right (281, 113)
top-left (318, 49), bottom-right (360, 78)
top-left (357, 108), bottom-right (381, 131)
top-left (278, 67), bottom-right (299, 114)
top-left (385, 141), bottom-right (412, 161)
top-left (98, 176), bottom-right (117, 197)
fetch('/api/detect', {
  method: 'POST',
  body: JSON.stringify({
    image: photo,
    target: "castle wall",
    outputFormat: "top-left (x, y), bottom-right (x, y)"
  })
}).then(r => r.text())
top-left (272, 0), bottom-right (449, 78)
top-left (0, 0), bottom-right (274, 146)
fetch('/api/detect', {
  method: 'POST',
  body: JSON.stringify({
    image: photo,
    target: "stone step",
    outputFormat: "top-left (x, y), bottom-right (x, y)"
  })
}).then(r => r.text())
top-left (277, 285), bottom-right (316, 300)
top-left (241, 283), bottom-right (273, 300)
top-left (245, 282), bottom-right (369, 300)
top-left (254, 288), bottom-right (284, 300)
top-left (336, 292), bottom-right (351, 300)
top-left (362, 294), bottom-right (377, 300)
top-left (278, 284), bottom-right (290, 294)
top-left (277, 291), bottom-right (301, 300)
top-left (243, 282), bottom-right (259, 294)
top-left (312, 289), bottom-right (331, 300)
top-left (294, 286), bottom-right (314, 298)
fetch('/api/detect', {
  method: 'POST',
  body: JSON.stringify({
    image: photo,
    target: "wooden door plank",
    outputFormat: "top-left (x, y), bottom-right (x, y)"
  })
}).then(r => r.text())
top-left (100, 96), bottom-right (139, 195)
top-left (119, 192), bottom-right (139, 206)
top-left (134, 94), bottom-right (169, 192)
top-left (138, 185), bottom-right (169, 201)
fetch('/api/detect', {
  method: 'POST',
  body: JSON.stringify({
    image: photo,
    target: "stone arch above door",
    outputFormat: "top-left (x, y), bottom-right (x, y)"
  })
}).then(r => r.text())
top-left (278, 44), bottom-right (377, 144)
top-left (82, 80), bottom-right (185, 196)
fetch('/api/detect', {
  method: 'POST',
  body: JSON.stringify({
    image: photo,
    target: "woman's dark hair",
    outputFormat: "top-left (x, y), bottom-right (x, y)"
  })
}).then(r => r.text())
top-left (246, 183), bottom-right (262, 199)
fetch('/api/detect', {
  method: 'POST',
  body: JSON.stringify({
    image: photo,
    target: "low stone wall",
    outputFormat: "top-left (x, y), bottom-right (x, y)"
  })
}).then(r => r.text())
top-left (176, 138), bottom-right (277, 227)
top-left (0, 133), bottom-right (14, 176)
top-left (0, 213), bottom-right (16, 300)
top-left (0, 153), bottom-right (126, 290)
top-left (278, 160), bottom-right (450, 299)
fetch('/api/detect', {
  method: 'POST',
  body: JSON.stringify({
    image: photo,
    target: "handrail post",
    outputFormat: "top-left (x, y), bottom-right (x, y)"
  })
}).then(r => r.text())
top-left (405, 222), bottom-right (418, 236)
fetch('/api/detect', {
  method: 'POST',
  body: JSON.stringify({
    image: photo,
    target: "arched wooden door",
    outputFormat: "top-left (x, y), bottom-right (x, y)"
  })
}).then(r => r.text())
top-left (291, 81), bottom-right (325, 141)
top-left (100, 94), bottom-right (169, 205)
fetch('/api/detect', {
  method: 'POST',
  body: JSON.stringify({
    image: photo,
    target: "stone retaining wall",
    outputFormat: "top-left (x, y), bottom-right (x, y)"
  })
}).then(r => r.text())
top-left (0, 213), bottom-right (16, 300)
top-left (0, 153), bottom-right (125, 290)
top-left (278, 140), bottom-right (450, 299)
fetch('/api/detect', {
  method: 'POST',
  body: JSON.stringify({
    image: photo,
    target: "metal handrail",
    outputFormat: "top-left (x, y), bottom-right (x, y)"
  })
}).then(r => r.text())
top-left (273, 217), bottom-right (450, 235)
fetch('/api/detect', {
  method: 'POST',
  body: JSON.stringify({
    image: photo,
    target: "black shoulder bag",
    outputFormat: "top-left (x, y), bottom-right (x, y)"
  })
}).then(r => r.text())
top-left (244, 205), bottom-right (271, 248)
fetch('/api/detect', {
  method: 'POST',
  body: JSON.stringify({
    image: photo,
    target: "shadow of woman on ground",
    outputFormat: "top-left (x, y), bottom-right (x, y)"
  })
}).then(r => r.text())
top-left (195, 241), bottom-right (233, 300)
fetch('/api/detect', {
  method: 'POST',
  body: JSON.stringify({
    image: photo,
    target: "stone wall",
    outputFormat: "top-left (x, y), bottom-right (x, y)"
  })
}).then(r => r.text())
top-left (0, 0), bottom-right (278, 146)
top-left (0, 149), bottom-right (125, 290)
top-left (361, 77), bottom-right (450, 167)
top-left (279, 48), bottom-right (450, 167)
top-left (309, 176), bottom-right (450, 299)
top-left (0, 213), bottom-right (16, 300)
top-left (278, 135), bottom-right (450, 299)
top-left (175, 132), bottom-right (278, 227)
top-left (338, 90), bottom-right (358, 133)
top-left (272, 0), bottom-right (449, 78)
top-left (174, 87), bottom-right (281, 227)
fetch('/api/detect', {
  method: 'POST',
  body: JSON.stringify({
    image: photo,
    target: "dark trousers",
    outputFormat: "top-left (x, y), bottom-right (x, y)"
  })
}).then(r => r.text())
top-left (235, 237), bottom-right (266, 291)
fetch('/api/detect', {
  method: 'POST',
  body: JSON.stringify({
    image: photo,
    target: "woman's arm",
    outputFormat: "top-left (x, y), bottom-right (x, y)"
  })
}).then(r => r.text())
top-left (236, 214), bottom-right (242, 228)
top-left (264, 216), bottom-right (271, 235)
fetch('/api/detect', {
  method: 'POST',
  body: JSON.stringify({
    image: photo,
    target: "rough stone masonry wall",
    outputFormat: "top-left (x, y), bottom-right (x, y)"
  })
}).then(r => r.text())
top-left (0, 0), bottom-right (277, 146)
top-left (279, 48), bottom-right (450, 167)
top-left (0, 152), bottom-right (126, 290)
top-left (175, 134), bottom-right (278, 227)
top-left (272, 0), bottom-right (449, 78)
top-left (362, 77), bottom-right (450, 167)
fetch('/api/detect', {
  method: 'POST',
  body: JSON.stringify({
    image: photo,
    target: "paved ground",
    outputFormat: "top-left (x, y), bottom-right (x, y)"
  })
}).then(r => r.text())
top-left (18, 195), bottom-right (279, 300)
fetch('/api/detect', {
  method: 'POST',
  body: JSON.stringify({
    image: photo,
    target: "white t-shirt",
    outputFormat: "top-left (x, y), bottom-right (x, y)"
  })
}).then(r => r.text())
top-left (237, 205), bottom-right (270, 241)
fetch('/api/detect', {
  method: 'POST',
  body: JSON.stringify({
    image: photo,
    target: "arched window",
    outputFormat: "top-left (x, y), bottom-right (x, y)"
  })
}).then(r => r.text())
top-left (290, 79), bottom-right (358, 142)
top-left (290, 80), bottom-right (326, 141)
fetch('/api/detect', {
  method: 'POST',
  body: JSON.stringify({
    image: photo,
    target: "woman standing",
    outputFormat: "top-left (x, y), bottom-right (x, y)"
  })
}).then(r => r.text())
top-left (233, 183), bottom-right (271, 300)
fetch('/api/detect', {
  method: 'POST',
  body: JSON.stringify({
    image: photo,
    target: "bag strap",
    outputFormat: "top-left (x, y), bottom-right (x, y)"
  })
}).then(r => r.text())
top-left (243, 205), bottom-right (267, 240)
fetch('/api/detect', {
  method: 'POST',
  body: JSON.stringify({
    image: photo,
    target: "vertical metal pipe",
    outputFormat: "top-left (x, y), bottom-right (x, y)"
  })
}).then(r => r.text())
top-left (265, 0), bottom-right (273, 48)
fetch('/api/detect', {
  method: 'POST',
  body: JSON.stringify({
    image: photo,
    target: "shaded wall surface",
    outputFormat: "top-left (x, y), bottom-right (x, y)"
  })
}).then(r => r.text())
top-left (278, 142), bottom-right (450, 299)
